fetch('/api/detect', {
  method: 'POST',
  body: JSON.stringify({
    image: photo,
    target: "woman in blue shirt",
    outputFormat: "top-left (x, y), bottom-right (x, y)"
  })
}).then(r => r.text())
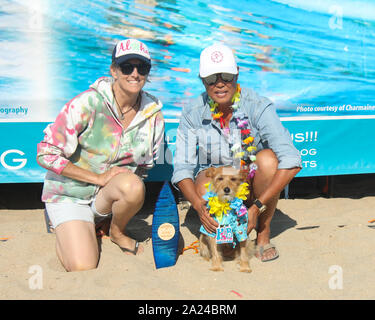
top-left (172, 43), bottom-right (302, 262)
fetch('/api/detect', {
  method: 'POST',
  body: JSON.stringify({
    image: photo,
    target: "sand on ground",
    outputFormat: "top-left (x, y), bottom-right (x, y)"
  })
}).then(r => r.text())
top-left (1, 183), bottom-right (375, 300)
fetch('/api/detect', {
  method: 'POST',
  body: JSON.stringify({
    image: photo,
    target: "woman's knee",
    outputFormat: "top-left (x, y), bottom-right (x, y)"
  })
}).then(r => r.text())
top-left (115, 172), bottom-right (145, 203)
top-left (255, 149), bottom-right (278, 173)
top-left (65, 258), bottom-right (98, 272)
top-left (57, 239), bottom-right (99, 272)
top-left (57, 244), bottom-right (99, 272)
top-left (55, 220), bottom-right (99, 272)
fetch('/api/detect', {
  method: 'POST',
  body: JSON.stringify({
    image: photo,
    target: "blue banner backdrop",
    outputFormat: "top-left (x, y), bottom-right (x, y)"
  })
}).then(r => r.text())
top-left (0, 0), bottom-right (374, 182)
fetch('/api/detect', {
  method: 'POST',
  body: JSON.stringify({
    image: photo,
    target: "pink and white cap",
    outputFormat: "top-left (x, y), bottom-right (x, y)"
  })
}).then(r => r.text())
top-left (199, 43), bottom-right (238, 78)
top-left (112, 39), bottom-right (151, 65)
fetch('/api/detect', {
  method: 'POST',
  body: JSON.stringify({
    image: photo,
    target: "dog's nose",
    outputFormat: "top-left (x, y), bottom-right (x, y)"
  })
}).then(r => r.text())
top-left (224, 187), bottom-right (230, 194)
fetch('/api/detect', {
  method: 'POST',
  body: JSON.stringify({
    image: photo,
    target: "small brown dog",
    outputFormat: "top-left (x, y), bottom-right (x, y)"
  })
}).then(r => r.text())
top-left (199, 166), bottom-right (255, 272)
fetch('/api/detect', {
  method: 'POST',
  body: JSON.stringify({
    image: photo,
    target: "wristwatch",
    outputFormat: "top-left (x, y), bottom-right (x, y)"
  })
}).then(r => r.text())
top-left (253, 199), bottom-right (267, 214)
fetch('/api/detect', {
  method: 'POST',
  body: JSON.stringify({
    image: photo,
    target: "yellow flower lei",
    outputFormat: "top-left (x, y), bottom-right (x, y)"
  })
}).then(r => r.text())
top-left (207, 196), bottom-right (231, 223)
top-left (204, 182), bottom-right (249, 222)
top-left (235, 182), bottom-right (249, 200)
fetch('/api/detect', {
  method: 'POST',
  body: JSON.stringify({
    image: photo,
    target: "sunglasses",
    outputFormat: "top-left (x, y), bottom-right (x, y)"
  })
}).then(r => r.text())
top-left (202, 73), bottom-right (236, 85)
top-left (119, 63), bottom-right (151, 76)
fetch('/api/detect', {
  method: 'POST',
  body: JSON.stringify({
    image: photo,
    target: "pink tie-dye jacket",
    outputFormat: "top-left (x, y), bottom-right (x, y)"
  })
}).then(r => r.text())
top-left (37, 77), bottom-right (165, 203)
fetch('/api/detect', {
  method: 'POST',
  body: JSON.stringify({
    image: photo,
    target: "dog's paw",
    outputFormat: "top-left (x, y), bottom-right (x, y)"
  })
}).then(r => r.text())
top-left (239, 266), bottom-right (252, 273)
top-left (239, 261), bottom-right (252, 273)
top-left (210, 266), bottom-right (224, 272)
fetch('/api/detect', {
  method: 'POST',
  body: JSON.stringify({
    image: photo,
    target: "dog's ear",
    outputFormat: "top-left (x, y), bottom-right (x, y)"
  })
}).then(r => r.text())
top-left (205, 167), bottom-right (216, 178)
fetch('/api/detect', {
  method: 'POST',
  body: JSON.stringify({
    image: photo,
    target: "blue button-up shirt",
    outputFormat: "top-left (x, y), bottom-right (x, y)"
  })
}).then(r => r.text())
top-left (171, 87), bottom-right (302, 187)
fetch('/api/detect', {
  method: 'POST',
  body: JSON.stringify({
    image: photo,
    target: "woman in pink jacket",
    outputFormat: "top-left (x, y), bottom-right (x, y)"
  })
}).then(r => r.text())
top-left (37, 39), bottom-right (164, 271)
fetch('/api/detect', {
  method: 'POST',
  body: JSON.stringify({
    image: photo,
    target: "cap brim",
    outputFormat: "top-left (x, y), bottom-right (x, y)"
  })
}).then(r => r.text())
top-left (114, 54), bottom-right (151, 65)
top-left (199, 66), bottom-right (238, 78)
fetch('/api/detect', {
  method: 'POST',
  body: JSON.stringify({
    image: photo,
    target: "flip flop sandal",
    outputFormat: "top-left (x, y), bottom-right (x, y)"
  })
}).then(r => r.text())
top-left (256, 243), bottom-right (279, 262)
top-left (112, 240), bottom-right (140, 256)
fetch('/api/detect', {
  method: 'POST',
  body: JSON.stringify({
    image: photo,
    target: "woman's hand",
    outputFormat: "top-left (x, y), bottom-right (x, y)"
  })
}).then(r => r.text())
top-left (61, 162), bottom-right (130, 186)
top-left (176, 178), bottom-right (218, 234)
top-left (193, 199), bottom-right (218, 234)
top-left (96, 166), bottom-right (131, 187)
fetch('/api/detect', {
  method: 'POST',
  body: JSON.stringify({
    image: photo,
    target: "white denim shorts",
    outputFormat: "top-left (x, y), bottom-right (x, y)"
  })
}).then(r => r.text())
top-left (45, 200), bottom-right (111, 229)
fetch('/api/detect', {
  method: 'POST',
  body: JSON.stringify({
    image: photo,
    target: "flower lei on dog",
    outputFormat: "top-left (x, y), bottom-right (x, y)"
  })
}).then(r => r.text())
top-left (203, 182), bottom-right (249, 222)
top-left (208, 83), bottom-right (257, 179)
top-left (200, 181), bottom-right (250, 247)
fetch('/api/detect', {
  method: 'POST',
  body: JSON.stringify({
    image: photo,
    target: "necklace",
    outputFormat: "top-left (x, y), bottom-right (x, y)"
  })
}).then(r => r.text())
top-left (208, 84), bottom-right (258, 179)
top-left (113, 89), bottom-right (141, 120)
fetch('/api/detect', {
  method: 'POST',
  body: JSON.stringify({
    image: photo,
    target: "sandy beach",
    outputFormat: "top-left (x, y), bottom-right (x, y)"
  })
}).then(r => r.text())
top-left (0, 175), bottom-right (374, 300)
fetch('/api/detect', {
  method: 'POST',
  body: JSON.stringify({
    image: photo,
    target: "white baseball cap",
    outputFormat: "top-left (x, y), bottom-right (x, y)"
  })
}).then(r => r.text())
top-left (112, 39), bottom-right (151, 65)
top-left (199, 43), bottom-right (238, 78)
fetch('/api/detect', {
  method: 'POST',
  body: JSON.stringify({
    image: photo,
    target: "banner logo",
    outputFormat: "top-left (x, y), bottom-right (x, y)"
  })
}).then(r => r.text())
top-left (0, 149), bottom-right (27, 170)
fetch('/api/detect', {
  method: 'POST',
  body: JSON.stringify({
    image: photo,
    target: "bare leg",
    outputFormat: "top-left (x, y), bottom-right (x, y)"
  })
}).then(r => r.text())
top-left (94, 172), bottom-right (145, 255)
top-left (252, 149), bottom-right (279, 261)
top-left (55, 220), bottom-right (99, 272)
top-left (194, 170), bottom-right (211, 197)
